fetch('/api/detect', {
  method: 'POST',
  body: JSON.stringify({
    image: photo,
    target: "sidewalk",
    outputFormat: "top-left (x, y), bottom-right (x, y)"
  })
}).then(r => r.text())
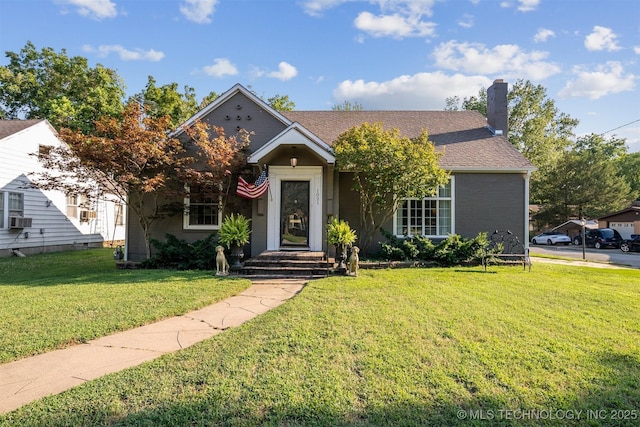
top-left (0, 278), bottom-right (307, 414)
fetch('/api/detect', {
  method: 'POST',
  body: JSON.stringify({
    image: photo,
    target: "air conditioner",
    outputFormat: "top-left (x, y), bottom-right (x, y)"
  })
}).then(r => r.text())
top-left (10, 216), bottom-right (33, 229)
top-left (80, 210), bottom-right (97, 222)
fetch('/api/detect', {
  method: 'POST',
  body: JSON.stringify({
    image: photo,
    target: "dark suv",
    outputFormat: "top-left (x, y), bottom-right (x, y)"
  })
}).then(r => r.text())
top-left (573, 228), bottom-right (624, 249)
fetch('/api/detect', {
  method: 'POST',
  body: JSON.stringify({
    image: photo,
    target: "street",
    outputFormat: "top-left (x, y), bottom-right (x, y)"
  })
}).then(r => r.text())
top-left (529, 243), bottom-right (640, 269)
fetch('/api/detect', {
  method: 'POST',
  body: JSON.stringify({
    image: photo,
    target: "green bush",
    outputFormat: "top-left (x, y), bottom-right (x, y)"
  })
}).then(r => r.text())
top-left (378, 231), bottom-right (488, 266)
top-left (142, 234), bottom-right (219, 270)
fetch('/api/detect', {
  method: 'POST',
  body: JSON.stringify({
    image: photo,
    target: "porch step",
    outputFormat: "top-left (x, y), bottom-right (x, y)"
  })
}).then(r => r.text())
top-left (240, 251), bottom-right (330, 279)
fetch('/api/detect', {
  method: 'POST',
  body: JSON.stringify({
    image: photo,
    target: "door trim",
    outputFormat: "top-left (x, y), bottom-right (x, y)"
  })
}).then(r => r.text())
top-left (267, 166), bottom-right (323, 251)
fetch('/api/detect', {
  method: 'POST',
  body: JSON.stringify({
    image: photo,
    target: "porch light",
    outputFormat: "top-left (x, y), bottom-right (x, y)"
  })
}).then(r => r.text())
top-left (290, 146), bottom-right (298, 168)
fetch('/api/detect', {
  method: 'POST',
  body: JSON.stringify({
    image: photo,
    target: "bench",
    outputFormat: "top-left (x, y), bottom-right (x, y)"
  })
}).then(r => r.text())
top-left (482, 230), bottom-right (532, 271)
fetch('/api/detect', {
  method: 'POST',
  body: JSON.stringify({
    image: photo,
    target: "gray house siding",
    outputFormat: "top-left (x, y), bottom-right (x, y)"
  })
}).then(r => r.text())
top-left (454, 172), bottom-right (527, 241)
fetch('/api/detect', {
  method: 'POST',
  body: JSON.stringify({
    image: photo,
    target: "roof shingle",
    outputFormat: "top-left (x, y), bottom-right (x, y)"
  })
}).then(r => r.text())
top-left (282, 111), bottom-right (534, 170)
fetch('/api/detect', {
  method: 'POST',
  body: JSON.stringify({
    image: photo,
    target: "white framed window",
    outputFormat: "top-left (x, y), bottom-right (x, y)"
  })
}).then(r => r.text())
top-left (394, 178), bottom-right (454, 237)
top-left (183, 186), bottom-right (221, 230)
top-left (8, 192), bottom-right (24, 217)
top-left (66, 194), bottom-right (78, 218)
top-left (0, 192), bottom-right (4, 228)
top-left (114, 203), bottom-right (124, 226)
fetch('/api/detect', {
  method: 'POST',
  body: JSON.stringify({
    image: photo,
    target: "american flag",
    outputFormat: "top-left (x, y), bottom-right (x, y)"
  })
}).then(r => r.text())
top-left (236, 169), bottom-right (269, 199)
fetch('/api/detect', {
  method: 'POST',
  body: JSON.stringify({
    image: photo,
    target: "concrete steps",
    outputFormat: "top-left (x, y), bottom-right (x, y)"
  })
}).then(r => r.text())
top-left (240, 251), bottom-right (330, 279)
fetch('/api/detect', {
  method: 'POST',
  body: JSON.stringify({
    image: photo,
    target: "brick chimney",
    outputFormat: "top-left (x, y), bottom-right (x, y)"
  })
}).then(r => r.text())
top-left (487, 79), bottom-right (508, 136)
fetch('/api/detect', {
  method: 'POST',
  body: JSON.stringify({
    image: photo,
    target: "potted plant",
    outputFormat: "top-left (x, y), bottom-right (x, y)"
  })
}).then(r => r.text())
top-left (218, 214), bottom-right (251, 268)
top-left (327, 218), bottom-right (357, 273)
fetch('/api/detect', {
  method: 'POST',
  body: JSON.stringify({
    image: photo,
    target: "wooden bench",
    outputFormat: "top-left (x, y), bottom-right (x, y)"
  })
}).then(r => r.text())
top-left (482, 230), bottom-right (532, 271)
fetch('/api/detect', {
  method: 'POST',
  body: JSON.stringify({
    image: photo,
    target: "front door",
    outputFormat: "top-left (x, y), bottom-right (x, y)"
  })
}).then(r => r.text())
top-left (280, 181), bottom-right (309, 247)
top-left (266, 166), bottom-right (323, 251)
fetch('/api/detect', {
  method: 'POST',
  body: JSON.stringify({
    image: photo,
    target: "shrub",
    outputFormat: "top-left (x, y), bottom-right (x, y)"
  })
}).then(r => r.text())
top-left (142, 234), bottom-right (219, 270)
top-left (378, 231), bottom-right (488, 266)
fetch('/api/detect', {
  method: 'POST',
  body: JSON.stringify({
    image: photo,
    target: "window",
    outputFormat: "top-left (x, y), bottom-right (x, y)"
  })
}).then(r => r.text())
top-left (0, 192), bottom-right (3, 228)
top-left (114, 203), bottom-right (124, 226)
top-left (394, 179), bottom-right (454, 237)
top-left (66, 194), bottom-right (78, 218)
top-left (183, 187), bottom-right (221, 230)
top-left (8, 192), bottom-right (24, 217)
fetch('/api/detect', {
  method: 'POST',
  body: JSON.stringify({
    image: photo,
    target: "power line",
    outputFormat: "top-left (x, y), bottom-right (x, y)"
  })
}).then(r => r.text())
top-left (599, 118), bottom-right (640, 136)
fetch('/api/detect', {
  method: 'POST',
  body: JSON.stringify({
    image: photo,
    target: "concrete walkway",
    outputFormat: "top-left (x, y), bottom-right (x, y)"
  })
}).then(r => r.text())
top-left (0, 278), bottom-right (307, 414)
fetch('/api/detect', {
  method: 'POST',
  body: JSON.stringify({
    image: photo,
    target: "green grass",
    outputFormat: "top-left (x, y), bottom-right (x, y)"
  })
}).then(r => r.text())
top-left (2, 261), bottom-right (640, 426)
top-left (0, 248), bottom-right (251, 364)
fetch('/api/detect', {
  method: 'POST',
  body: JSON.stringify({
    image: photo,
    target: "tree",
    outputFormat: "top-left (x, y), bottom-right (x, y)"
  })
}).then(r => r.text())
top-left (334, 122), bottom-right (449, 254)
top-left (617, 151), bottom-right (640, 201)
top-left (535, 133), bottom-right (633, 223)
top-left (35, 102), bottom-right (249, 258)
top-left (0, 41), bottom-right (125, 133)
top-left (332, 100), bottom-right (364, 111)
top-left (267, 93), bottom-right (295, 111)
top-left (446, 80), bottom-right (578, 203)
top-left (132, 76), bottom-right (198, 128)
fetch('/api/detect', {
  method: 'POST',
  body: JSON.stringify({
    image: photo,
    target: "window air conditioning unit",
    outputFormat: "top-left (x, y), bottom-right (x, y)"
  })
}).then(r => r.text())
top-left (10, 216), bottom-right (33, 229)
top-left (80, 210), bottom-right (97, 222)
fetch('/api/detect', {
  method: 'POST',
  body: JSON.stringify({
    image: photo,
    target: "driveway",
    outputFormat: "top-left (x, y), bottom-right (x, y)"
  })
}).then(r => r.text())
top-left (529, 244), bottom-right (640, 269)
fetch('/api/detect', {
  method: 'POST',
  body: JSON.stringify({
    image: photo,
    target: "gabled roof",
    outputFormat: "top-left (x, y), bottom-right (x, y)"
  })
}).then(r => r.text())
top-left (0, 119), bottom-right (48, 140)
top-left (597, 205), bottom-right (640, 220)
top-left (248, 122), bottom-right (335, 165)
top-left (173, 83), bottom-right (292, 137)
top-left (282, 111), bottom-right (535, 172)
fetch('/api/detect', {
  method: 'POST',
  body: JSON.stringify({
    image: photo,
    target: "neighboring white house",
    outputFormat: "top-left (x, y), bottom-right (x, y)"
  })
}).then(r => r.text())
top-left (0, 119), bottom-right (126, 257)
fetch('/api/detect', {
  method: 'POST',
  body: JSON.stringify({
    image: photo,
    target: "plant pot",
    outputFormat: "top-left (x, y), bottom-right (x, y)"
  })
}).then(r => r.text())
top-left (230, 245), bottom-right (245, 269)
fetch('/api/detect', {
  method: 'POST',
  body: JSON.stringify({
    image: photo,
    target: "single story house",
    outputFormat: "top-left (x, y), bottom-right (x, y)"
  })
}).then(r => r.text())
top-left (0, 119), bottom-right (126, 257)
top-left (597, 203), bottom-right (640, 239)
top-left (125, 80), bottom-right (535, 261)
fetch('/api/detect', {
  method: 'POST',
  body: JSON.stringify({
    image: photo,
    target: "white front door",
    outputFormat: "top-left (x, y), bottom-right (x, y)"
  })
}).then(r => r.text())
top-left (267, 166), bottom-right (323, 251)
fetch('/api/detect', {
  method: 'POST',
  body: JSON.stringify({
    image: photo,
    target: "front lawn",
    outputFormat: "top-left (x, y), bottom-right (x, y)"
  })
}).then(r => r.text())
top-left (2, 263), bottom-right (639, 426)
top-left (0, 248), bottom-right (251, 364)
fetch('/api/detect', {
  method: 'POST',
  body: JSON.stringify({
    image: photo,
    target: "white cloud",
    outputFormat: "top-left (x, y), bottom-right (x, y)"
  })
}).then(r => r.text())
top-left (300, 0), bottom-right (350, 17)
top-left (558, 62), bottom-right (636, 99)
top-left (635, 46), bottom-right (640, 55)
top-left (432, 40), bottom-right (561, 80)
top-left (354, 11), bottom-right (436, 38)
top-left (584, 26), bottom-right (621, 51)
top-left (180, 0), bottom-right (218, 24)
top-left (517, 0), bottom-right (539, 12)
top-left (83, 44), bottom-right (164, 61)
top-left (457, 13), bottom-right (474, 29)
top-left (268, 62), bottom-right (298, 81)
top-left (202, 58), bottom-right (238, 77)
top-left (499, 0), bottom-right (539, 12)
top-left (333, 71), bottom-right (492, 109)
top-left (533, 28), bottom-right (555, 43)
top-left (56, 0), bottom-right (117, 19)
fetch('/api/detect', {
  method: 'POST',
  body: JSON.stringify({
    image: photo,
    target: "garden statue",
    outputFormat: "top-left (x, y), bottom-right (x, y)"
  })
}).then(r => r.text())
top-left (215, 245), bottom-right (229, 276)
top-left (348, 246), bottom-right (360, 277)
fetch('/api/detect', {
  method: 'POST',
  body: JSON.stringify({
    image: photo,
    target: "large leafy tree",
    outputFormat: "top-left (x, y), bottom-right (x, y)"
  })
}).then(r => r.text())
top-left (334, 122), bottom-right (449, 254)
top-left (132, 76), bottom-right (199, 128)
top-left (535, 134), bottom-right (633, 223)
top-left (35, 102), bottom-right (249, 258)
top-left (446, 80), bottom-right (578, 202)
top-left (0, 41), bottom-right (125, 132)
top-left (617, 151), bottom-right (640, 201)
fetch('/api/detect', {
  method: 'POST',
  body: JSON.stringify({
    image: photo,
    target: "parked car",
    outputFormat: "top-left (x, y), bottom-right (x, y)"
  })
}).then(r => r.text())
top-left (620, 235), bottom-right (640, 252)
top-left (531, 231), bottom-right (572, 245)
top-left (573, 228), bottom-right (624, 249)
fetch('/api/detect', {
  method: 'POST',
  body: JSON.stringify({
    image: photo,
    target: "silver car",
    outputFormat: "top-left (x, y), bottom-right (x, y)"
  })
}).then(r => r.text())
top-left (531, 231), bottom-right (572, 245)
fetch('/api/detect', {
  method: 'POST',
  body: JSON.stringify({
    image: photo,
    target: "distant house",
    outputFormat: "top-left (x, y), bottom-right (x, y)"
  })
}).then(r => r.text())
top-left (597, 203), bottom-right (640, 239)
top-left (0, 119), bottom-right (126, 257)
top-left (125, 80), bottom-right (535, 261)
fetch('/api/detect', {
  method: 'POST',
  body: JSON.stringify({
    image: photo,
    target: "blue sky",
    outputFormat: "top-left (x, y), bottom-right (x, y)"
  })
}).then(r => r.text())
top-left (1, 0), bottom-right (639, 152)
